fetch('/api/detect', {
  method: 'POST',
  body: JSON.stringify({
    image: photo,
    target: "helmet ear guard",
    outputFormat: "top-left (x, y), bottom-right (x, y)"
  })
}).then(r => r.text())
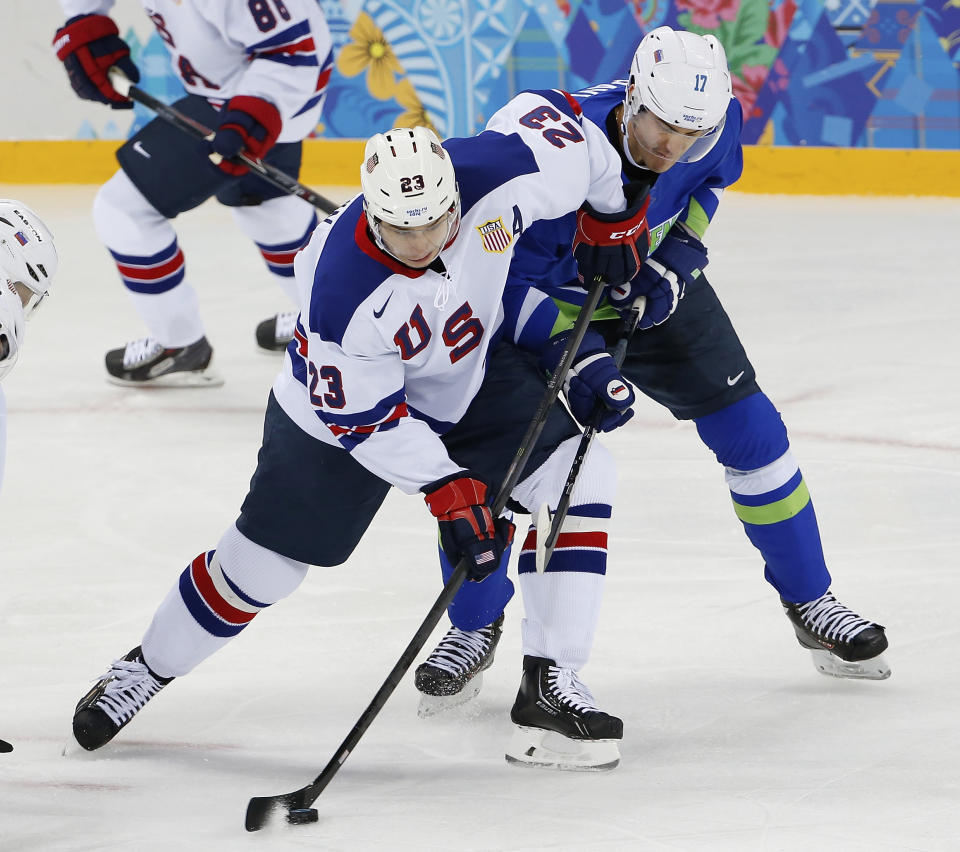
top-left (0, 280), bottom-right (26, 380)
top-left (623, 26), bottom-right (732, 164)
top-left (0, 199), bottom-right (59, 317)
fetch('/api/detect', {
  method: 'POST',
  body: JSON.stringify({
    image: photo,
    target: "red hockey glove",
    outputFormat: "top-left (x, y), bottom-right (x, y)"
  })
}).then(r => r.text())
top-left (53, 14), bottom-right (139, 109)
top-left (572, 182), bottom-right (651, 287)
top-left (208, 96), bottom-right (283, 176)
top-left (423, 473), bottom-right (515, 582)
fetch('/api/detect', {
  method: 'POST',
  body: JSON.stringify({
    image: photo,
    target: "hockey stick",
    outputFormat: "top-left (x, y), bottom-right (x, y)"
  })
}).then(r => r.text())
top-left (535, 296), bottom-right (645, 573)
top-left (107, 70), bottom-right (338, 214)
top-left (244, 275), bottom-right (608, 832)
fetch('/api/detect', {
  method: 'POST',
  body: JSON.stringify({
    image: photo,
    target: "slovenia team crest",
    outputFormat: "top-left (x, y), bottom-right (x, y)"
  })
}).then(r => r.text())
top-left (476, 218), bottom-right (512, 253)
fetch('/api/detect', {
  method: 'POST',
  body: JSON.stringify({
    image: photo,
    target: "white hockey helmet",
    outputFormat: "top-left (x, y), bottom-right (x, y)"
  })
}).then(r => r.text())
top-left (0, 199), bottom-right (59, 317)
top-left (360, 127), bottom-right (461, 263)
top-left (0, 279), bottom-right (26, 381)
top-left (624, 26), bottom-right (732, 164)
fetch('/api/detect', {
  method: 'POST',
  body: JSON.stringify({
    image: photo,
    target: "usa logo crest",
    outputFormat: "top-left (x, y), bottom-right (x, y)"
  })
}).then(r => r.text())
top-left (476, 218), bottom-right (511, 253)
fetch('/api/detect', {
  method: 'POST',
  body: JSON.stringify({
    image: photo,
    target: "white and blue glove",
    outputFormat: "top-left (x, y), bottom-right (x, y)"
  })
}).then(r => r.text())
top-left (540, 330), bottom-right (636, 432)
top-left (608, 226), bottom-right (708, 329)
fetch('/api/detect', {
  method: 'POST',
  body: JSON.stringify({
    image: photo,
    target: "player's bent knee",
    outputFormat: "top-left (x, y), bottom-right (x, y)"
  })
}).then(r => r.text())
top-left (694, 391), bottom-right (790, 471)
top-left (215, 523), bottom-right (309, 604)
top-left (93, 170), bottom-right (166, 244)
top-left (512, 435), bottom-right (617, 510)
top-left (569, 439), bottom-right (617, 505)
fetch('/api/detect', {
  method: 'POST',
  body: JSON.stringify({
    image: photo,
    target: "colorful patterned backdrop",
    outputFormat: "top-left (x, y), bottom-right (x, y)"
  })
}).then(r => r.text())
top-left (118, 0), bottom-right (960, 148)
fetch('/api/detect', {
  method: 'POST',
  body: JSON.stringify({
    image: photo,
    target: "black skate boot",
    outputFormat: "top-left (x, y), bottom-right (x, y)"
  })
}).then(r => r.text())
top-left (255, 310), bottom-right (298, 352)
top-left (105, 335), bottom-right (222, 387)
top-left (415, 614), bottom-right (503, 717)
top-left (506, 655), bottom-right (622, 771)
top-left (782, 590), bottom-right (890, 680)
top-left (73, 647), bottom-right (173, 751)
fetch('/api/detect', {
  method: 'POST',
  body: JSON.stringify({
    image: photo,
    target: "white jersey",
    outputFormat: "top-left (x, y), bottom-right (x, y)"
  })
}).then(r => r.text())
top-left (0, 386), bottom-right (6, 491)
top-left (59, 0), bottom-right (333, 142)
top-left (272, 88), bottom-right (627, 494)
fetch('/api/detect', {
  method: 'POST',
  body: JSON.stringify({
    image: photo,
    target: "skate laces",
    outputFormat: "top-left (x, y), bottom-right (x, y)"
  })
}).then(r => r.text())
top-left (796, 591), bottom-right (874, 642)
top-left (274, 311), bottom-right (298, 340)
top-left (424, 624), bottom-right (496, 676)
top-left (92, 656), bottom-right (166, 726)
top-left (546, 667), bottom-right (601, 714)
top-left (122, 337), bottom-right (163, 369)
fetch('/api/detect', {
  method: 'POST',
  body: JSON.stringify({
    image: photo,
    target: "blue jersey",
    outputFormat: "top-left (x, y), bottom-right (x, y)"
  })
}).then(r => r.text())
top-left (504, 81), bottom-right (744, 347)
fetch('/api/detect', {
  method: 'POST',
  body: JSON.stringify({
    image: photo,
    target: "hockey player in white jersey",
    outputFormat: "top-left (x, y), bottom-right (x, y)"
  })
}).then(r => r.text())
top-left (0, 200), bottom-right (58, 754)
top-left (70, 99), bottom-right (650, 772)
top-left (0, 200), bottom-right (59, 490)
top-left (53, 0), bottom-right (334, 384)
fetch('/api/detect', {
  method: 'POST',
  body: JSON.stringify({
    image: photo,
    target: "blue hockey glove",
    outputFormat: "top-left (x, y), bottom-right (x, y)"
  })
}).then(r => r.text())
top-left (608, 226), bottom-right (708, 330)
top-left (540, 329), bottom-right (635, 432)
top-left (423, 473), bottom-right (515, 582)
top-left (572, 182), bottom-right (651, 288)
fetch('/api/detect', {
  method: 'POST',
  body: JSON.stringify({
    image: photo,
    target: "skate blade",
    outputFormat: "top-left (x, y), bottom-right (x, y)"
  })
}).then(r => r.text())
top-left (809, 649), bottom-right (891, 680)
top-left (417, 674), bottom-right (483, 718)
top-left (106, 369), bottom-right (225, 389)
top-left (504, 726), bottom-right (620, 772)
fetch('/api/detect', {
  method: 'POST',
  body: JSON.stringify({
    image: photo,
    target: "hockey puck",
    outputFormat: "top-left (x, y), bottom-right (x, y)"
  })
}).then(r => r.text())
top-left (286, 808), bottom-right (319, 825)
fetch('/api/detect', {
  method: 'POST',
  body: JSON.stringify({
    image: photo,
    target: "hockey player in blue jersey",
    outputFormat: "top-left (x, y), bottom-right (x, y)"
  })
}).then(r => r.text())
top-left (69, 109), bottom-right (650, 771)
top-left (417, 26), bottom-right (889, 700)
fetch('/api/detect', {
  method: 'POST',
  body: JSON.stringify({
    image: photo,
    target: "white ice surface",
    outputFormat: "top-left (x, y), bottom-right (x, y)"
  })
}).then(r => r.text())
top-left (1, 186), bottom-right (958, 851)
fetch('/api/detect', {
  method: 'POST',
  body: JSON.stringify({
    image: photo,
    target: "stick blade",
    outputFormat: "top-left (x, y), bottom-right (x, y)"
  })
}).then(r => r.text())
top-left (534, 504), bottom-right (553, 573)
top-left (245, 790), bottom-right (307, 832)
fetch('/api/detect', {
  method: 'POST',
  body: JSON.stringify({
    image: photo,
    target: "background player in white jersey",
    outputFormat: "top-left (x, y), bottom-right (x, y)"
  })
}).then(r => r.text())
top-left (0, 200), bottom-right (59, 753)
top-left (0, 200), bottom-right (59, 489)
top-left (498, 27), bottom-right (888, 681)
top-left (53, 0), bottom-right (334, 385)
top-left (69, 100), bottom-right (650, 772)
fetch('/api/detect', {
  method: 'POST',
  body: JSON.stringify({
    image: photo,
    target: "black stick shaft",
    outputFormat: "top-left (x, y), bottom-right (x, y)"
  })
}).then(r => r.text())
top-left (108, 71), bottom-right (337, 214)
top-left (245, 276), bottom-right (607, 831)
top-left (541, 302), bottom-right (642, 561)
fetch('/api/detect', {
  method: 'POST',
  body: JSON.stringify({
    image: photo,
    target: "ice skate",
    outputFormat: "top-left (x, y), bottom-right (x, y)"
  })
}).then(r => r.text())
top-left (73, 646), bottom-right (173, 750)
top-left (415, 615), bottom-right (503, 717)
top-left (505, 655), bottom-right (622, 771)
top-left (782, 590), bottom-right (890, 680)
top-left (255, 310), bottom-right (298, 352)
top-left (105, 335), bottom-right (223, 387)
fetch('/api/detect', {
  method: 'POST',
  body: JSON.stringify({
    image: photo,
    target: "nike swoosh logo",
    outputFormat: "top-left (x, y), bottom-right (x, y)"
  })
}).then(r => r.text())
top-left (133, 140), bottom-right (151, 159)
top-left (373, 292), bottom-right (393, 318)
top-left (727, 370), bottom-right (745, 386)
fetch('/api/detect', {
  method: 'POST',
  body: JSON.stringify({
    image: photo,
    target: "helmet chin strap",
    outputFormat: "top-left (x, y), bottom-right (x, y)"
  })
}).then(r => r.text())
top-left (618, 103), bottom-right (652, 172)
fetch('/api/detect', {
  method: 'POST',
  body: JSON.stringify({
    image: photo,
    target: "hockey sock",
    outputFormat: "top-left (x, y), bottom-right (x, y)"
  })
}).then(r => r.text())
top-left (141, 524), bottom-right (308, 677)
top-left (93, 170), bottom-right (205, 346)
top-left (512, 436), bottom-right (617, 670)
top-left (232, 197), bottom-right (318, 304)
top-left (517, 506), bottom-right (609, 671)
top-left (696, 393), bottom-right (832, 602)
